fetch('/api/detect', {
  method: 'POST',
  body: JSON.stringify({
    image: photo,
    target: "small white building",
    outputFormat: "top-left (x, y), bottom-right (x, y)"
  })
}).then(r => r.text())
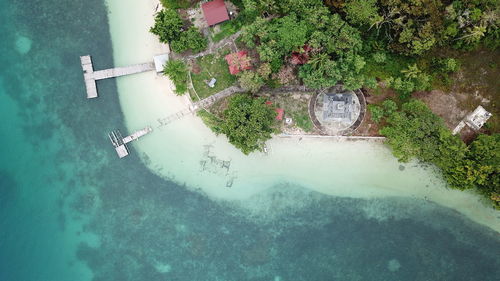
top-left (452, 105), bottom-right (492, 135)
top-left (465, 105), bottom-right (492, 130)
top-left (153, 53), bottom-right (169, 73)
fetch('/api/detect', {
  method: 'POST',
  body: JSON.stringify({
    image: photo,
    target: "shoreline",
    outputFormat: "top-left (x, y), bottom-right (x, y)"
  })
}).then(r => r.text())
top-left (105, 0), bottom-right (500, 233)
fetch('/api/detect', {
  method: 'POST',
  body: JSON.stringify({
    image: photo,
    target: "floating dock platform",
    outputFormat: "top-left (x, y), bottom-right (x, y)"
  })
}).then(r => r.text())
top-left (109, 127), bottom-right (153, 158)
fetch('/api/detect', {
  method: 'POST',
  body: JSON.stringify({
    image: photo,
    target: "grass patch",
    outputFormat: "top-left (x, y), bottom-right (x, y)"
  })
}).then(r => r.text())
top-left (291, 111), bottom-right (313, 132)
top-left (212, 20), bottom-right (242, 42)
top-left (190, 51), bottom-right (237, 100)
top-left (269, 93), bottom-right (314, 133)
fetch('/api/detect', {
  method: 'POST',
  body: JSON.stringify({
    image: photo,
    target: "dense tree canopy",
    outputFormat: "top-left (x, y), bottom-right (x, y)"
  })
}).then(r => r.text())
top-left (150, 8), bottom-right (183, 44)
top-left (221, 94), bottom-right (277, 154)
top-left (344, 0), bottom-right (382, 27)
top-left (241, 13), bottom-right (310, 71)
top-left (380, 100), bottom-right (500, 207)
top-left (150, 8), bottom-right (207, 53)
top-left (163, 60), bottom-right (188, 95)
top-left (466, 134), bottom-right (500, 204)
top-left (170, 26), bottom-right (207, 53)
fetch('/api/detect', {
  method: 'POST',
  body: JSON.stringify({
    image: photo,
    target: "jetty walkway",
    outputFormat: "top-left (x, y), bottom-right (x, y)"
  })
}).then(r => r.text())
top-left (156, 86), bottom-right (245, 128)
top-left (80, 55), bottom-right (156, 98)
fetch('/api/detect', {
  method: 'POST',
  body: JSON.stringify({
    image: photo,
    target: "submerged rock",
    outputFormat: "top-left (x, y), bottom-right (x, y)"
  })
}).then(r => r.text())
top-left (154, 261), bottom-right (172, 274)
top-left (387, 258), bottom-right (401, 272)
top-left (15, 35), bottom-right (32, 55)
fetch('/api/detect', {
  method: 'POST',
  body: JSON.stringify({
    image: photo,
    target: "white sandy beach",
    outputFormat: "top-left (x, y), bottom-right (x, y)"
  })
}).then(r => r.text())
top-left (106, 0), bottom-right (500, 232)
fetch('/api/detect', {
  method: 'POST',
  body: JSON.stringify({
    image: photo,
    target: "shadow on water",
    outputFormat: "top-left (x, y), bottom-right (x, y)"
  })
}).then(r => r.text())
top-left (0, 0), bottom-right (499, 281)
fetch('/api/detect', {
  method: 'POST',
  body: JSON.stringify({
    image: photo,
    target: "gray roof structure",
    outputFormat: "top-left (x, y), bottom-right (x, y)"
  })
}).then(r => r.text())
top-left (323, 93), bottom-right (354, 122)
top-left (313, 86), bottom-right (363, 135)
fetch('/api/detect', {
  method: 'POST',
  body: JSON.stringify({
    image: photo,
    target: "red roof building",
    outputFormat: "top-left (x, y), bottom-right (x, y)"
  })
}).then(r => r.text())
top-left (225, 51), bottom-right (251, 75)
top-left (202, 0), bottom-right (230, 26)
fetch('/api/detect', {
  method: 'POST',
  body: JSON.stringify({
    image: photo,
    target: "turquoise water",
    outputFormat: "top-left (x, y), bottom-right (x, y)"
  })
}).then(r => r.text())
top-left (0, 0), bottom-right (499, 280)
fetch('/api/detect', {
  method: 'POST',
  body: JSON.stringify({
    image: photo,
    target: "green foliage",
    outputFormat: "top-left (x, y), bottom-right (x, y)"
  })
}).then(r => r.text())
top-left (381, 99), bottom-right (500, 205)
top-left (299, 53), bottom-right (339, 89)
top-left (221, 94), bottom-right (277, 154)
top-left (238, 71), bottom-right (265, 93)
top-left (212, 21), bottom-right (241, 42)
top-left (368, 104), bottom-right (384, 123)
top-left (308, 14), bottom-right (363, 54)
top-left (212, 7), bottom-right (258, 42)
top-left (163, 60), bottom-right (188, 95)
top-left (151, 8), bottom-right (207, 53)
top-left (385, 63), bottom-right (432, 99)
top-left (382, 99), bottom-right (397, 116)
top-left (197, 110), bottom-right (224, 134)
top-left (368, 100), bottom-right (397, 123)
top-left (344, 0), bottom-right (382, 27)
top-left (467, 134), bottom-right (500, 206)
top-left (380, 100), bottom-right (494, 192)
top-left (159, 0), bottom-right (190, 9)
top-left (242, 0), bottom-right (325, 17)
top-left (257, 63), bottom-right (272, 79)
top-left (190, 52), bottom-right (237, 100)
top-left (150, 9), bottom-right (183, 44)
top-left (380, 0), bottom-right (444, 55)
top-left (372, 52), bottom-right (387, 63)
top-left (445, 0), bottom-right (500, 50)
top-left (292, 112), bottom-right (313, 132)
top-left (171, 27), bottom-right (207, 53)
top-left (242, 13), bottom-right (310, 71)
top-left (437, 58), bottom-right (460, 73)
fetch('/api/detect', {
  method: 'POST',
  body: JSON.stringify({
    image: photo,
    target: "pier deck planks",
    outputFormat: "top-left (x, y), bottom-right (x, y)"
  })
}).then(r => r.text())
top-left (80, 55), bottom-right (155, 99)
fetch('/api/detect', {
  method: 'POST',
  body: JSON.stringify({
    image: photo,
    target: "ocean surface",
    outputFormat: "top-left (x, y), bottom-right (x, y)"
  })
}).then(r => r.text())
top-left (0, 0), bottom-right (499, 281)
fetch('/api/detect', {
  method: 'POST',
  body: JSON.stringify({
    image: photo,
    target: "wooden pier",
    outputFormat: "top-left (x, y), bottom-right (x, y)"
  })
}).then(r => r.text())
top-left (109, 127), bottom-right (153, 158)
top-left (80, 55), bottom-right (155, 99)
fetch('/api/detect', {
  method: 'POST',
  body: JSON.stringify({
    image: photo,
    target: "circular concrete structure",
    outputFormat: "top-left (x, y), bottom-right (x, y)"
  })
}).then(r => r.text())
top-left (311, 86), bottom-right (364, 135)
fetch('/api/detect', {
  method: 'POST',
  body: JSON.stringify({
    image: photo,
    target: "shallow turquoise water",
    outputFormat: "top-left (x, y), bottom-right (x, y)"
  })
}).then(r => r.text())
top-left (0, 0), bottom-right (499, 280)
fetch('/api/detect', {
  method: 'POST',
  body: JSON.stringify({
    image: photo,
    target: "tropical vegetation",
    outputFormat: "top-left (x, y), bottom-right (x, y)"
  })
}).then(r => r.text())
top-left (163, 60), bottom-right (188, 95)
top-left (379, 100), bottom-right (499, 208)
top-left (151, 0), bottom-right (499, 205)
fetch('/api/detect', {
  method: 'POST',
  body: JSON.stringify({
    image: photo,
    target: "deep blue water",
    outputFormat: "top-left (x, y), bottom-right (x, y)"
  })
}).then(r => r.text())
top-left (0, 0), bottom-right (499, 281)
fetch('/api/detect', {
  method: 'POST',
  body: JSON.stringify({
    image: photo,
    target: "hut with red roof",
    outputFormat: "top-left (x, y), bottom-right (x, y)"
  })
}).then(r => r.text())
top-left (202, 0), bottom-right (230, 26)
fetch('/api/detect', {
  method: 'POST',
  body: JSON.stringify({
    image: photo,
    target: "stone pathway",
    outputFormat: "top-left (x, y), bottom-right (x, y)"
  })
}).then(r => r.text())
top-left (170, 31), bottom-right (241, 61)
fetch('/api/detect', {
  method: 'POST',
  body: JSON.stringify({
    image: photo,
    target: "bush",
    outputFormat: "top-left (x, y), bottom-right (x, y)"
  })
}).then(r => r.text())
top-left (372, 52), bottom-right (386, 63)
top-left (368, 104), bottom-right (384, 123)
top-left (439, 58), bottom-right (460, 73)
top-left (171, 27), bottom-right (207, 53)
top-left (160, 0), bottom-right (190, 9)
top-left (163, 60), bottom-right (188, 95)
top-left (221, 94), bottom-right (277, 154)
top-left (151, 9), bottom-right (207, 54)
top-left (150, 9), bottom-right (183, 44)
top-left (382, 100), bottom-right (397, 116)
top-left (238, 71), bottom-right (265, 93)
